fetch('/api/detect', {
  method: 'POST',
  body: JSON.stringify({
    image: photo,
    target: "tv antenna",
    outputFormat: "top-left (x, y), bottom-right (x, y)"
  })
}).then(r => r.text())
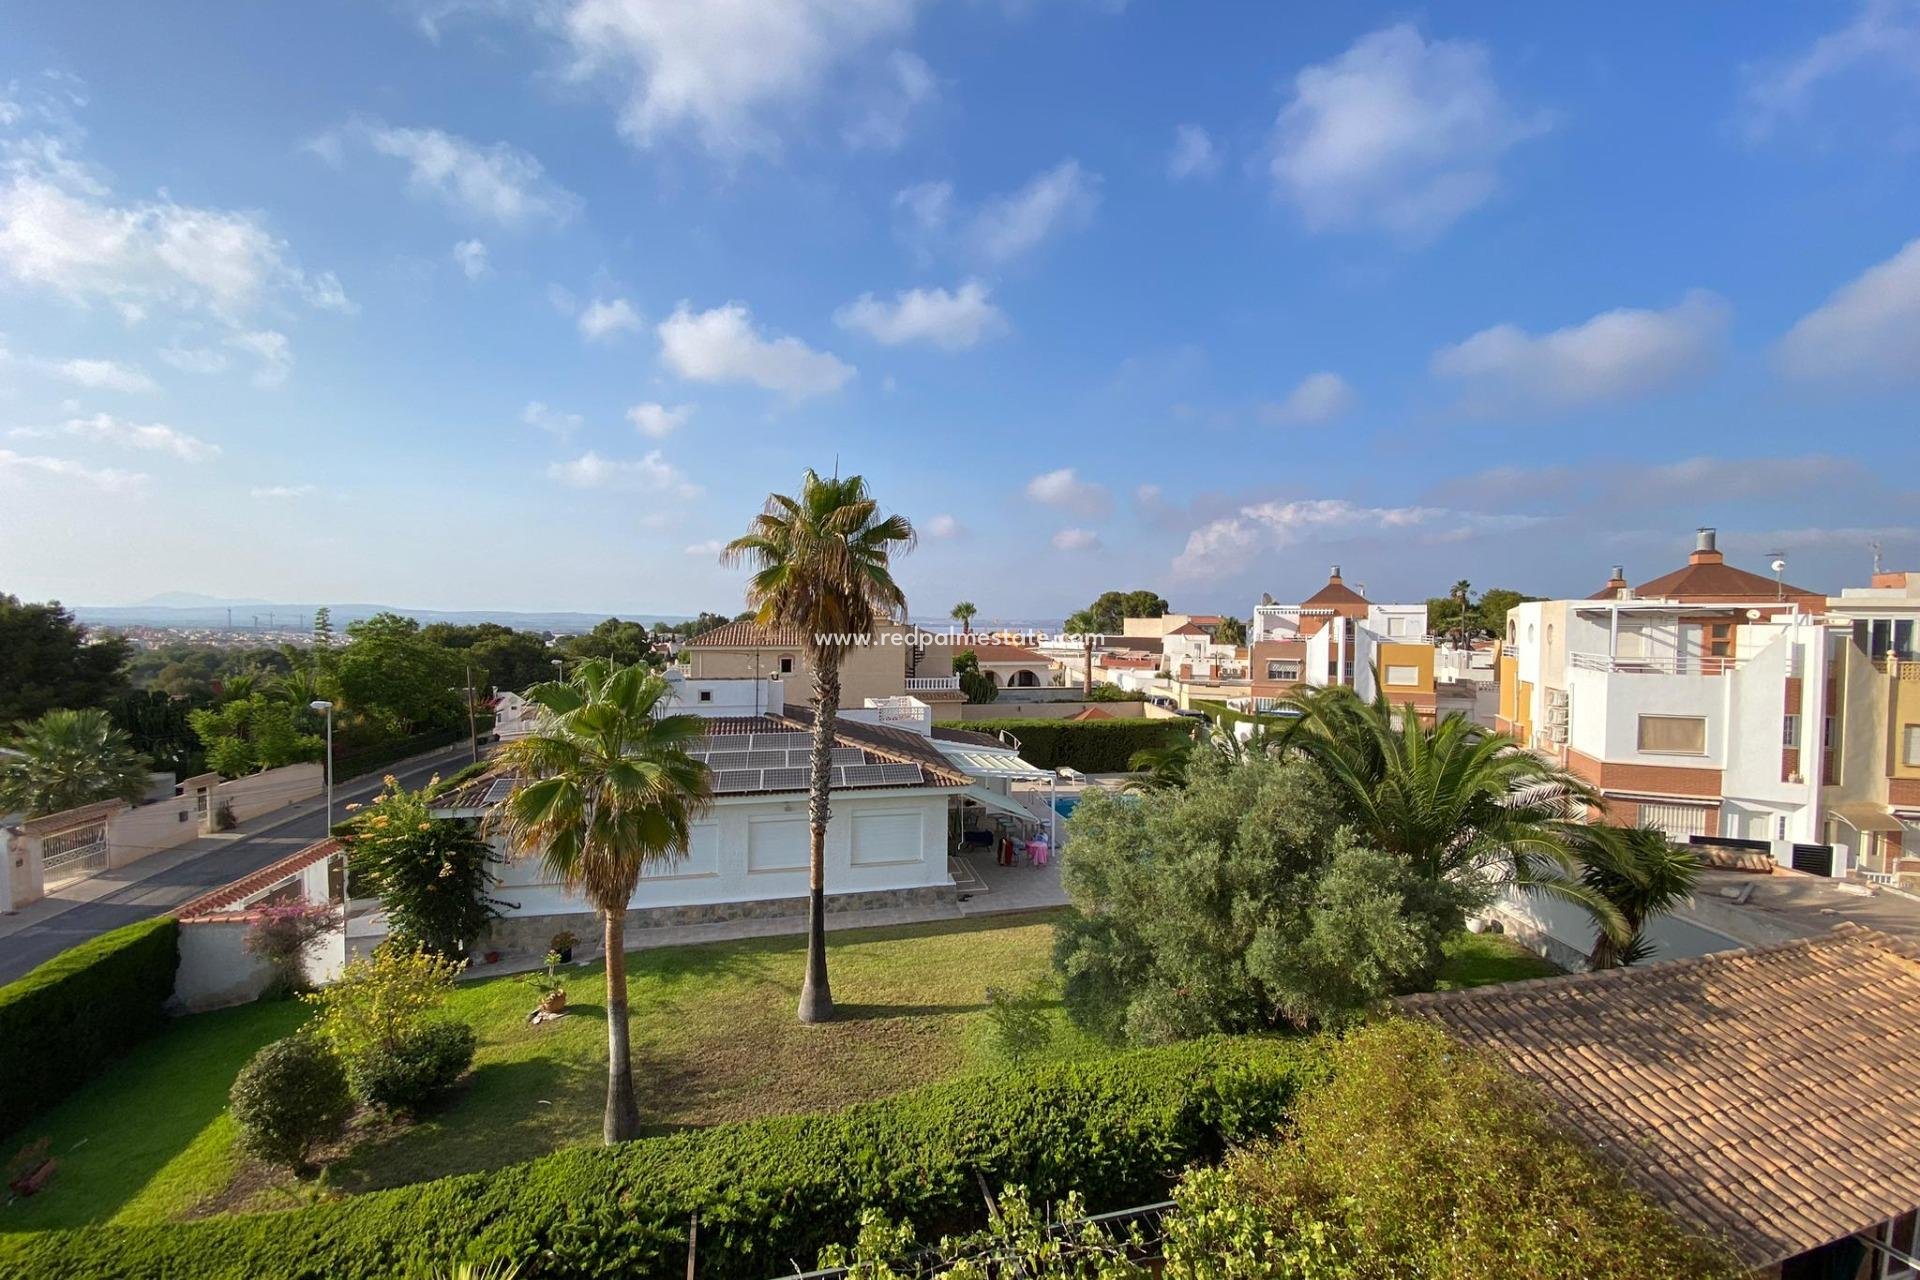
top-left (1767, 552), bottom-right (1786, 602)
top-left (1872, 539), bottom-right (1884, 576)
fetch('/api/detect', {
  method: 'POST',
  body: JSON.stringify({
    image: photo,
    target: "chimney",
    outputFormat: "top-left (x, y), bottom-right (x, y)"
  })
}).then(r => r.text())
top-left (1328, 565), bottom-right (1343, 582)
top-left (1690, 527), bottom-right (1723, 565)
top-left (1603, 564), bottom-right (1628, 597)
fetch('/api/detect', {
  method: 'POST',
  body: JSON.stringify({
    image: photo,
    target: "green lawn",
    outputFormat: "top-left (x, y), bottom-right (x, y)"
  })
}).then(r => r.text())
top-left (1, 916), bottom-right (1556, 1234)
top-left (1435, 931), bottom-right (1564, 989)
top-left (1, 913), bottom-right (1084, 1231)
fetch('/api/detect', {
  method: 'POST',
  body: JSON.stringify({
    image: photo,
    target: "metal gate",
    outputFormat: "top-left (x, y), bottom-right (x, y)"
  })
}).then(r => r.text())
top-left (41, 819), bottom-right (110, 885)
top-left (1791, 843), bottom-right (1835, 877)
top-left (1636, 800), bottom-right (1715, 841)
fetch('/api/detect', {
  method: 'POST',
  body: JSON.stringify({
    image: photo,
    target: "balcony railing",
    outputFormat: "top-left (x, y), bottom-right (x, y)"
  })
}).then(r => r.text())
top-left (1569, 652), bottom-right (1742, 676)
top-left (904, 676), bottom-right (962, 691)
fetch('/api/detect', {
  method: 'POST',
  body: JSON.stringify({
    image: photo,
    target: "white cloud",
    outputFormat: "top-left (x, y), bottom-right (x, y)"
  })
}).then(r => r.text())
top-left (657, 301), bottom-right (854, 398)
top-left (1166, 124), bottom-right (1219, 180)
top-left (0, 169), bottom-right (348, 324)
top-left (1051, 527), bottom-right (1100, 551)
top-left (926, 512), bottom-right (961, 538)
top-left (453, 238), bottom-right (490, 279)
top-left (843, 50), bottom-right (938, 151)
top-left (834, 280), bottom-right (1006, 350)
top-left (227, 329), bottom-right (293, 388)
top-left (329, 122), bottom-right (580, 227)
top-left (522, 401), bottom-right (583, 437)
top-left (1431, 290), bottom-right (1729, 415)
top-left (578, 296), bottom-right (642, 341)
top-left (967, 160), bottom-right (1099, 264)
top-left (893, 179), bottom-right (953, 239)
top-left (158, 345), bottom-right (229, 375)
top-left (628, 401), bottom-right (692, 438)
top-left (1268, 24), bottom-right (1548, 240)
top-left (53, 411), bottom-right (219, 461)
top-left (0, 448), bottom-right (146, 491)
top-left (48, 357), bottom-right (155, 393)
top-left (1261, 371), bottom-right (1355, 425)
top-left (1743, 0), bottom-right (1920, 140)
top-left (556, 0), bottom-right (921, 156)
top-left (683, 538), bottom-right (725, 557)
top-left (1174, 497), bottom-right (1539, 579)
top-left (1775, 236), bottom-right (1920, 383)
top-left (548, 448), bottom-right (700, 496)
top-left (250, 483), bottom-right (316, 499)
top-left (1025, 467), bottom-right (1109, 516)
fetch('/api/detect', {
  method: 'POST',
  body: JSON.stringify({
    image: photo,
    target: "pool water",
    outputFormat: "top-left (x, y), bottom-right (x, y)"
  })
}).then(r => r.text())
top-left (1053, 794), bottom-right (1080, 817)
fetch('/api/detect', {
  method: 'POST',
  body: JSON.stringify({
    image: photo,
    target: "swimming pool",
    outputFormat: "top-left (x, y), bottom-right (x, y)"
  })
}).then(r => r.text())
top-left (1053, 794), bottom-right (1081, 817)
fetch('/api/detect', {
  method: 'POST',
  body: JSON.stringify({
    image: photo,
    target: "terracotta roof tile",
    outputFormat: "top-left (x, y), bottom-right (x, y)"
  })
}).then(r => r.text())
top-left (176, 838), bottom-right (340, 919)
top-left (1401, 924), bottom-right (1920, 1267)
top-left (683, 620), bottom-right (807, 648)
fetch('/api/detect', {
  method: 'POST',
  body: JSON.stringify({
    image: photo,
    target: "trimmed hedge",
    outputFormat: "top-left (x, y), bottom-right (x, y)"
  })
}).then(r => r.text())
top-left (0, 1036), bottom-right (1322, 1280)
top-left (939, 717), bottom-right (1192, 772)
top-left (0, 914), bottom-right (179, 1140)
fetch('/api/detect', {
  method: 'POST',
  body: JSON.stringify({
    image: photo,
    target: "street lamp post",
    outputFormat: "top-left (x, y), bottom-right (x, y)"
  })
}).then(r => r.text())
top-left (551, 657), bottom-right (565, 683)
top-left (309, 700), bottom-right (335, 831)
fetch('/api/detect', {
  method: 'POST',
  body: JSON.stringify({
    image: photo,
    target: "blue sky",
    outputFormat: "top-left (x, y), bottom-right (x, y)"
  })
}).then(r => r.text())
top-left (2, 1), bottom-right (1918, 622)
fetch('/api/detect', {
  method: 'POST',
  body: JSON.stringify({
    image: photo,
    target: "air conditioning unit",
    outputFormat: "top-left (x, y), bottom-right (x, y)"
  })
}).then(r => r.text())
top-left (1548, 724), bottom-right (1568, 744)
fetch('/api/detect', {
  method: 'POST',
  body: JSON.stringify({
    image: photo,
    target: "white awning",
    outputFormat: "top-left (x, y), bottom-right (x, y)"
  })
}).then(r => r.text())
top-left (1833, 803), bottom-right (1904, 835)
top-left (933, 741), bottom-right (1051, 781)
top-left (960, 786), bottom-right (1045, 824)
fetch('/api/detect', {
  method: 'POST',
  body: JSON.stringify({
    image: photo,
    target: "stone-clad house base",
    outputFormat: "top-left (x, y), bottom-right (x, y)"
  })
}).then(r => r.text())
top-left (479, 883), bottom-right (958, 957)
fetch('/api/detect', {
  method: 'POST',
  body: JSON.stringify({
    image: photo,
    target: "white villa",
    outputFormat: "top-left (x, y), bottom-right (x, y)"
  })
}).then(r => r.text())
top-left (432, 671), bottom-right (1059, 954)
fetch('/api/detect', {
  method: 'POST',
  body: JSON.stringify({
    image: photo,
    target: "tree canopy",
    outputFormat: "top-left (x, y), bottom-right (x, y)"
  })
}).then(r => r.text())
top-left (0, 707), bottom-right (152, 816)
top-left (1080, 590), bottom-right (1168, 635)
top-left (0, 594), bottom-right (130, 728)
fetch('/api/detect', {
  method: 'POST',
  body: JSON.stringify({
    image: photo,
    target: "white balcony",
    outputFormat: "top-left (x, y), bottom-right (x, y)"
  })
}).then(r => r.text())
top-left (904, 675), bottom-right (962, 692)
top-left (1569, 652), bottom-right (1742, 676)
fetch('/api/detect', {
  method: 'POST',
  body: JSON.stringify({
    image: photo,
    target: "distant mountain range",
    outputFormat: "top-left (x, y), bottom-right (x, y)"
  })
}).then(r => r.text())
top-left (74, 597), bottom-right (691, 634)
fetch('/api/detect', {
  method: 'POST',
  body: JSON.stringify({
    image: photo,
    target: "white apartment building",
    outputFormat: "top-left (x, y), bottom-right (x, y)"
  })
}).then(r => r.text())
top-left (1248, 568), bottom-right (1435, 715)
top-left (1498, 529), bottom-right (1920, 882)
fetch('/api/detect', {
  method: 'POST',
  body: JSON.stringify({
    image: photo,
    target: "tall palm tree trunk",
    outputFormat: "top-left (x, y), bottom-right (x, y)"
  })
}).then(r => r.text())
top-left (1082, 636), bottom-right (1093, 697)
top-left (799, 654), bottom-right (840, 1023)
top-left (602, 905), bottom-right (640, 1141)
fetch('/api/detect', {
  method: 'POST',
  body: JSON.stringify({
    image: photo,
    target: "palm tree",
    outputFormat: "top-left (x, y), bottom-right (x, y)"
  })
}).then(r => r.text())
top-left (1565, 823), bottom-right (1701, 968)
top-left (1064, 608), bottom-right (1098, 698)
top-left (1271, 684), bottom-right (1620, 937)
top-left (949, 601), bottom-right (977, 634)
top-left (0, 708), bottom-right (151, 817)
top-left (488, 661), bottom-right (711, 1141)
top-left (725, 469), bottom-right (916, 1023)
top-left (1449, 579), bottom-right (1473, 642)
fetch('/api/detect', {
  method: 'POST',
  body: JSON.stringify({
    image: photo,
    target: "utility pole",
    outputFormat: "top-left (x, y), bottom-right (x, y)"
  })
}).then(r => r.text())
top-left (464, 663), bottom-right (480, 764)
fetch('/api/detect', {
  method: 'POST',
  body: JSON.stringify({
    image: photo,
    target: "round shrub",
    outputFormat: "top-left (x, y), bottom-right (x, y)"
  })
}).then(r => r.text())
top-left (349, 1019), bottom-right (476, 1115)
top-left (230, 1035), bottom-right (351, 1174)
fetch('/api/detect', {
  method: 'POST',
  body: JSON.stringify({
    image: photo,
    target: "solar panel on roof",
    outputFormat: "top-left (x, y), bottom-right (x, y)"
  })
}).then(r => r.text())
top-left (752, 732), bottom-right (812, 752)
top-left (686, 739), bottom-right (714, 755)
top-left (785, 748), bottom-right (812, 767)
top-left (830, 766), bottom-right (848, 788)
top-left (829, 747), bottom-right (864, 765)
top-left (482, 778), bottom-right (518, 805)
top-left (877, 764), bottom-right (924, 784)
top-left (712, 769), bottom-right (759, 792)
top-left (840, 763), bottom-right (889, 786)
top-left (762, 766), bottom-right (808, 790)
top-left (708, 751), bottom-right (750, 770)
top-left (745, 750), bottom-right (786, 768)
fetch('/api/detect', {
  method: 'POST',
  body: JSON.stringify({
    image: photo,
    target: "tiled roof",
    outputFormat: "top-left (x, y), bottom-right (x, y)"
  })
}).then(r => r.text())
top-left (1633, 560), bottom-right (1820, 603)
top-left (1401, 924), bottom-right (1920, 1268)
top-left (931, 725), bottom-right (1006, 748)
top-left (1066, 706), bottom-right (1113, 720)
top-left (954, 637), bottom-right (1049, 664)
top-left (1301, 576), bottom-right (1369, 607)
top-left (1164, 622), bottom-right (1209, 636)
top-left (176, 838), bottom-right (340, 919)
top-left (683, 619), bottom-right (807, 648)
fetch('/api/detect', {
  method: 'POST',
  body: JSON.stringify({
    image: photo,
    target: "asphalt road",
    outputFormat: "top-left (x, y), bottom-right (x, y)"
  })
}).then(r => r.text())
top-left (0, 744), bottom-right (476, 984)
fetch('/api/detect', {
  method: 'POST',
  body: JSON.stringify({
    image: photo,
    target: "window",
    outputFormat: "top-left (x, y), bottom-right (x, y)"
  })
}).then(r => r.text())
top-left (1385, 664), bottom-right (1420, 687)
top-left (697, 690), bottom-right (713, 703)
top-left (1265, 660), bottom-right (1301, 682)
top-left (1824, 715), bottom-right (1836, 749)
top-left (1877, 1209), bottom-right (1917, 1280)
top-left (1637, 714), bottom-right (1707, 755)
top-left (1387, 615), bottom-right (1414, 637)
top-left (1905, 725), bottom-right (1920, 768)
top-left (778, 655), bottom-right (794, 674)
top-left (1782, 714), bottom-right (1800, 748)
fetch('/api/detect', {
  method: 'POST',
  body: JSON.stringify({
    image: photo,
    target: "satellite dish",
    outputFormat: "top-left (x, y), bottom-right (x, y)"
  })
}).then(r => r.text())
top-left (1746, 609), bottom-right (1762, 620)
top-left (1770, 559), bottom-right (1787, 574)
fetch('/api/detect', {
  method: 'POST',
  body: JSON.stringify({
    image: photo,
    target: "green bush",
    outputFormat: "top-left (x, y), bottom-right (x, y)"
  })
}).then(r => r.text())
top-left (0, 915), bottom-right (179, 1140)
top-left (349, 1019), bottom-right (476, 1115)
top-left (938, 718), bottom-right (1190, 772)
top-left (229, 1035), bottom-right (352, 1173)
top-left (0, 1037), bottom-right (1322, 1280)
